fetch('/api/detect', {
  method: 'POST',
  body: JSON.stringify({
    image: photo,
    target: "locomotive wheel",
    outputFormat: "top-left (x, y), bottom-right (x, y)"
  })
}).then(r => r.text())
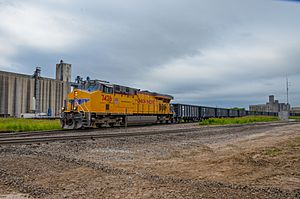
top-left (61, 112), bottom-right (83, 129)
top-left (74, 120), bottom-right (83, 129)
top-left (63, 118), bottom-right (76, 129)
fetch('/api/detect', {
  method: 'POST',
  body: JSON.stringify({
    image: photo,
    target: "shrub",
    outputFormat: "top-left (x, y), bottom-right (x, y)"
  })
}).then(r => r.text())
top-left (199, 116), bottom-right (278, 126)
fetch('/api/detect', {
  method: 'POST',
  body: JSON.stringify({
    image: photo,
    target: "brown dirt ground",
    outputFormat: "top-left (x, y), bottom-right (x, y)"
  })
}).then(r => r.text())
top-left (0, 122), bottom-right (299, 198)
top-left (119, 126), bottom-right (300, 190)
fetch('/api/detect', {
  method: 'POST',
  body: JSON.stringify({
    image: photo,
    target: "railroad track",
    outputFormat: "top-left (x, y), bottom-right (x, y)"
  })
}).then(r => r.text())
top-left (0, 128), bottom-right (112, 138)
top-left (0, 123), bottom-right (176, 138)
top-left (0, 121), bottom-right (298, 145)
top-left (0, 127), bottom-right (204, 145)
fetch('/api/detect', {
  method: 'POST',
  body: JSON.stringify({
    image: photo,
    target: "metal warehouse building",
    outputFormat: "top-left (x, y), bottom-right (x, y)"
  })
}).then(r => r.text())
top-left (0, 60), bottom-right (72, 117)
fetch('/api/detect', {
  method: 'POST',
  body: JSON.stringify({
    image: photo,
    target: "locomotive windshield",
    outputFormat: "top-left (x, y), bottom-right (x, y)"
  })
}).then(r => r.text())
top-left (86, 83), bottom-right (100, 92)
top-left (77, 81), bottom-right (100, 92)
top-left (74, 79), bottom-right (113, 93)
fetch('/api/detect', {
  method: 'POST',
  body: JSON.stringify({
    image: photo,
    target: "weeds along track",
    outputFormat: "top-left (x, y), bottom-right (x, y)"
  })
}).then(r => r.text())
top-left (0, 121), bottom-right (297, 145)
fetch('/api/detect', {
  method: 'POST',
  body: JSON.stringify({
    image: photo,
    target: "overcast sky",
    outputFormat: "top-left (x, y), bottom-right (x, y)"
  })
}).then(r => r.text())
top-left (0, 0), bottom-right (300, 108)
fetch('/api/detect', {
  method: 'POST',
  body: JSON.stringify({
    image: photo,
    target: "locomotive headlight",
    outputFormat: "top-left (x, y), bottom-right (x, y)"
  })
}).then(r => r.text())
top-left (61, 107), bottom-right (65, 111)
top-left (74, 91), bottom-right (78, 97)
top-left (73, 106), bottom-right (78, 111)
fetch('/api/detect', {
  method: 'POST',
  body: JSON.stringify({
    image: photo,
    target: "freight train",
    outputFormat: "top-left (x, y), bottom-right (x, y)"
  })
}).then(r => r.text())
top-left (60, 77), bottom-right (297, 129)
top-left (172, 103), bottom-right (278, 122)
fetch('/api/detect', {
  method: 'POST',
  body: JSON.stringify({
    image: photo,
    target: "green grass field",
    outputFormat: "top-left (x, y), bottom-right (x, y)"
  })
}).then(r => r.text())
top-left (199, 116), bottom-right (278, 126)
top-left (289, 116), bottom-right (300, 120)
top-left (0, 118), bottom-right (62, 132)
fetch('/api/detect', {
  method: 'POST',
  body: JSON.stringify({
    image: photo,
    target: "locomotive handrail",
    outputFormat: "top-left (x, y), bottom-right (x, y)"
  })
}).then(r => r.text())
top-left (82, 103), bottom-right (90, 113)
top-left (77, 103), bottom-right (87, 113)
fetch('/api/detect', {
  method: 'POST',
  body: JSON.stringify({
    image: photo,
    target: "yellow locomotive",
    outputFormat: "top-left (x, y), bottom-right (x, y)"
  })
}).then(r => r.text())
top-left (61, 77), bottom-right (174, 129)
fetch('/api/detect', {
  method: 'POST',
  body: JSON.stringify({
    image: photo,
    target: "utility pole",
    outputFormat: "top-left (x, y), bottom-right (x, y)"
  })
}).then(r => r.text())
top-left (286, 75), bottom-right (289, 105)
top-left (286, 75), bottom-right (291, 111)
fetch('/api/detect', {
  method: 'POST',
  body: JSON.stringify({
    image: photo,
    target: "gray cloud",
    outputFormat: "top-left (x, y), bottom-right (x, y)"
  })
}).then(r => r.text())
top-left (0, 0), bottom-right (300, 108)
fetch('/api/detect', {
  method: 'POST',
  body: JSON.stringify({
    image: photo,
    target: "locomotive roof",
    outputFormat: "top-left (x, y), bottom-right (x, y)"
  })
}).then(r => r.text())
top-left (95, 80), bottom-right (173, 99)
top-left (138, 90), bottom-right (174, 99)
top-left (105, 82), bottom-right (173, 99)
top-left (74, 78), bottom-right (173, 99)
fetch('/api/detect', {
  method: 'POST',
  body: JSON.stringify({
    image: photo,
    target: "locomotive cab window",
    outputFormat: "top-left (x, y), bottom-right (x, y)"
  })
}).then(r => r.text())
top-left (87, 84), bottom-right (100, 92)
top-left (115, 85), bottom-right (120, 92)
top-left (103, 85), bottom-right (113, 94)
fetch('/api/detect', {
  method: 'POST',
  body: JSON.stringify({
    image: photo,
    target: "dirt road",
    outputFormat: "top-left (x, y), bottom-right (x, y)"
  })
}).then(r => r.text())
top-left (0, 122), bottom-right (299, 198)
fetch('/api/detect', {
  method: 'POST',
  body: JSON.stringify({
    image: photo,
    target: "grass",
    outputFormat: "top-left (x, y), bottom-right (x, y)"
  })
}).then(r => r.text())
top-left (264, 148), bottom-right (282, 157)
top-left (263, 137), bottom-right (300, 157)
top-left (0, 118), bottom-right (62, 132)
top-left (288, 137), bottom-right (300, 149)
top-left (289, 116), bottom-right (300, 120)
top-left (199, 116), bottom-right (278, 126)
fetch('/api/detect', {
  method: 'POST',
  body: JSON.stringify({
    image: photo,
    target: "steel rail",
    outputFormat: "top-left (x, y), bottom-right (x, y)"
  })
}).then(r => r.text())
top-left (0, 127), bottom-right (203, 145)
top-left (0, 128), bottom-right (111, 138)
top-left (0, 121), bottom-right (298, 145)
top-left (0, 123), bottom-right (176, 138)
top-left (1, 120), bottom-right (295, 138)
